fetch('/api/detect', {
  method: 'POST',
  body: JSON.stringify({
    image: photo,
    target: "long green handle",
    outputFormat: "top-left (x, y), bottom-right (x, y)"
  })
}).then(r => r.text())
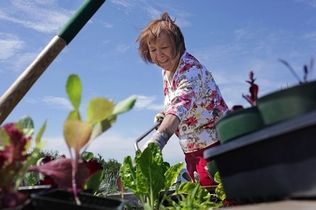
top-left (0, 0), bottom-right (106, 125)
top-left (59, 0), bottom-right (106, 44)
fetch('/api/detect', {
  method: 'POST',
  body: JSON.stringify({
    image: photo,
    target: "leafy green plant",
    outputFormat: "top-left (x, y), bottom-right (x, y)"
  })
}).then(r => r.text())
top-left (162, 171), bottom-right (228, 209)
top-left (164, 182), bottom-right (217, 210)
top-left (30, 74), bottom-right (136, 205)
top-left (0, 117), bottom-right (45, 208)
top-left (81, 151), bottom-right (122, 196)
top-left (120, 143), bottom-right (184, 210)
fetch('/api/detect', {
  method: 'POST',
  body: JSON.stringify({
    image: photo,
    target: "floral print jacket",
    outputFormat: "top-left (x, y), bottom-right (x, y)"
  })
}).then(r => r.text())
top-left (163, 52), bottom-right (228, 153)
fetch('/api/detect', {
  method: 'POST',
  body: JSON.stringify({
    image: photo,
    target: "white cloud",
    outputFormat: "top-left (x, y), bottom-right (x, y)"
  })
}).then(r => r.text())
top-left (135, 95), bottom-right (163, 111)
top-left (10, 52), bottom-right (38, 72)
top-left (102, 21), bottom-right (113, 29)
top-left (294, 0), bottom-right (316, 7)
top-left (234, 28), bottom-right (255, 41)
top-left (0, 0), bottom-right (72, 34)
top-left (0, 34), bottom-right (24, 60)
top-left (116, 44), bottom-right (130, 53)
top-left (109, 0), bottom-right (192, 28)
top-left (304, 31), bottom-right (316, 42)
top-left (42, 96), bottom-right (72, 110)
top-left (110, 0), bottom-right (131, 8)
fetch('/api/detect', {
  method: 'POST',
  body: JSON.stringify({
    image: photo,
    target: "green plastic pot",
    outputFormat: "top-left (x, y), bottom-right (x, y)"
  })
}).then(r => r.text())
top-left (215, 106), bottom-right (264, 144)
top-left (206, 161), bottom-right (218, 178)
top-left (257, 80), bottom-right (316, 125)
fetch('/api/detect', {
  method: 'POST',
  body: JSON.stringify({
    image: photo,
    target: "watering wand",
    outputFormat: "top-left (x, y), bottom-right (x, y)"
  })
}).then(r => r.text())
top-left (134, 122), bottom-right (161, 151)
top-left (0, 0), bottom-right (106, 125)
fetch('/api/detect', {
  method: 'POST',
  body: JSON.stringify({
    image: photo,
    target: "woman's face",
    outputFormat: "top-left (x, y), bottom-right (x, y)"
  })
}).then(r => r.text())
top-left (148, 31), bottom-right (178, 72)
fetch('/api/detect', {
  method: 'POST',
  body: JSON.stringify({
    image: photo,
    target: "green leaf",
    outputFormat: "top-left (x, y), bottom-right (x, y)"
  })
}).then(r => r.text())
top-left (113, 96), bottom-right (137, 115)
top-left (17, 116), bottom-right (34, 137)
top-left (136, 143), bottom-right (165, 205)
top-left (214, 171), bottom-right (222, 184)
top-left (35, 121), bottom-right (47, 145)
top-left (66, 110), bottom-right (81, 121)
top-left (215, 183), bottom-right (226, 201)
top-left (120, 156), bottom-right (137, 192)
top-left (81, 151), bottom-right (94, 161)
top-left (0, 128), bottom-right (10, 148)
top-left (85, 170), bottom-right (104, 192)
top-left (66, 74), bottom-right (82, 110)
top-left (164, 162), bottom-right (184, 189)
top-left (63, 119), bottom-right (92, 151)
top-left (87, 98), bottom-right (114, 125)
top-left (90, 115), bottom-right (117, 140)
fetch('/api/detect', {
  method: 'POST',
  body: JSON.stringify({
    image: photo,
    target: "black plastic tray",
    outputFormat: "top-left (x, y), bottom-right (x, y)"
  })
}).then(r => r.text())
top-left (204, 110), bottom-right (316, 203)
top-left (31, 189), bottom-right (124, 210)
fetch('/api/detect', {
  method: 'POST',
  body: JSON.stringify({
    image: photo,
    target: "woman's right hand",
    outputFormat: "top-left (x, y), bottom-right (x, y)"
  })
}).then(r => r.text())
top-left (154, 112), bottom-right (165, 124)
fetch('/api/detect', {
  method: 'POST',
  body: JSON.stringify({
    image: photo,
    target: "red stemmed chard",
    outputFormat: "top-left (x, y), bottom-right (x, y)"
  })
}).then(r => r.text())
top-left (29, 74), bottom-right (136, 205)
top-left (242, 71), bottom-right (259, 106)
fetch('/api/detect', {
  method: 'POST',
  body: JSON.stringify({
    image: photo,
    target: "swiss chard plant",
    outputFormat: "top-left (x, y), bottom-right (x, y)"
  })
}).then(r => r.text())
top-left (29, 74), bottom-right (136, 205)
top-left (164, 182), bottom-right (216, 210)
top-left (120, 143), bottom-right (184, 210)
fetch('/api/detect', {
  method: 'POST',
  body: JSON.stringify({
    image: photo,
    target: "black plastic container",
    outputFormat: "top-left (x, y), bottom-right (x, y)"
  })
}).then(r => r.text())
top-left (204, 110), bottom-right (316, 203)
top-left (31, 189), bottom-right (124, 210)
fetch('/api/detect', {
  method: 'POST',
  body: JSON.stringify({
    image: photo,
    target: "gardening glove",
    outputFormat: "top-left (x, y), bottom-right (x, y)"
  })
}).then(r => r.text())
top-left (143, 130), bottom-right (170, 151)
top-left (154, 112), bottom-right (165, 124)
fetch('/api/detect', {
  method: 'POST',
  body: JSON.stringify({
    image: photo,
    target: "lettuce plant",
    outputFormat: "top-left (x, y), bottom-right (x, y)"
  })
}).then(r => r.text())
top-left (0, 117), bottom-right (45, 208)
top-left (29, 74), bottom-right (136, 205)
top-left (120, 143), bottom-right (184, 210)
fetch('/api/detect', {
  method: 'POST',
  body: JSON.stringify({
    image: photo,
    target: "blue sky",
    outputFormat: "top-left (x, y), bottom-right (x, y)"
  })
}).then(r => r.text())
top-left (1, 0), bottom-right (315, 165)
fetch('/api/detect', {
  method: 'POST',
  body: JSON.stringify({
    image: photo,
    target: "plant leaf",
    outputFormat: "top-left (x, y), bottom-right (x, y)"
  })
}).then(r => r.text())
top-left (120, 156), bottom-right (138, 192)
top-left (63, 119), bottom-right (92, 151)
top-left (87, 98), bottom-right (114, 125)
top-left (136, 143), bottom-right (165, 204)
top-left (66, 74), bottom-right (82, 110)
top-left (81, 151), bottom-right (94, 161)
top-left (66, 110), bottom-right (81, 121)
top-left (90, 115), bottom-right (117, 140)
top-left (35, 121), bottom-right (47, 145)
top-left (164, 162), bottom-right (184, 190)
top-left (113, 96), bottom-right (137, 115)
top-left (28, 158), bottom-right (89, 190)
top-left (0, 127), bottom-right (10, 148)
top-left (84, 170), bottom-right (104, 192)
top-left (16, 116), bottom-right (34, 137)
top-left (278, 59), bottom-right (302, 84)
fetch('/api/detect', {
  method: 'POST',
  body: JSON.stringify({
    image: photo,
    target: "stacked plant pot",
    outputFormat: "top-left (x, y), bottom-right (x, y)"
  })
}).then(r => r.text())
top-left (205, 81), bottom-right (316, 203)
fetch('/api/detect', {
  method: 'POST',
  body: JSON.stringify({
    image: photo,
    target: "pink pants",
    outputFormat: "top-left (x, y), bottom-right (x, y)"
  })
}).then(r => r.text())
top-left (184, 142), bottom-right (219, 186)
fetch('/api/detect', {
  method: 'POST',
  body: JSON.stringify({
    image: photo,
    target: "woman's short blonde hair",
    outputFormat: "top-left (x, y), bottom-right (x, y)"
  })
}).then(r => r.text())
top-left (137, 12), bottom-right (186, 63)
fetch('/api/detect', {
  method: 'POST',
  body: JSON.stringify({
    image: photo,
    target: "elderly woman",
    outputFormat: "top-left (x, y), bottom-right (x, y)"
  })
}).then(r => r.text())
top-left (137, 12), bottom-right (228, 186)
